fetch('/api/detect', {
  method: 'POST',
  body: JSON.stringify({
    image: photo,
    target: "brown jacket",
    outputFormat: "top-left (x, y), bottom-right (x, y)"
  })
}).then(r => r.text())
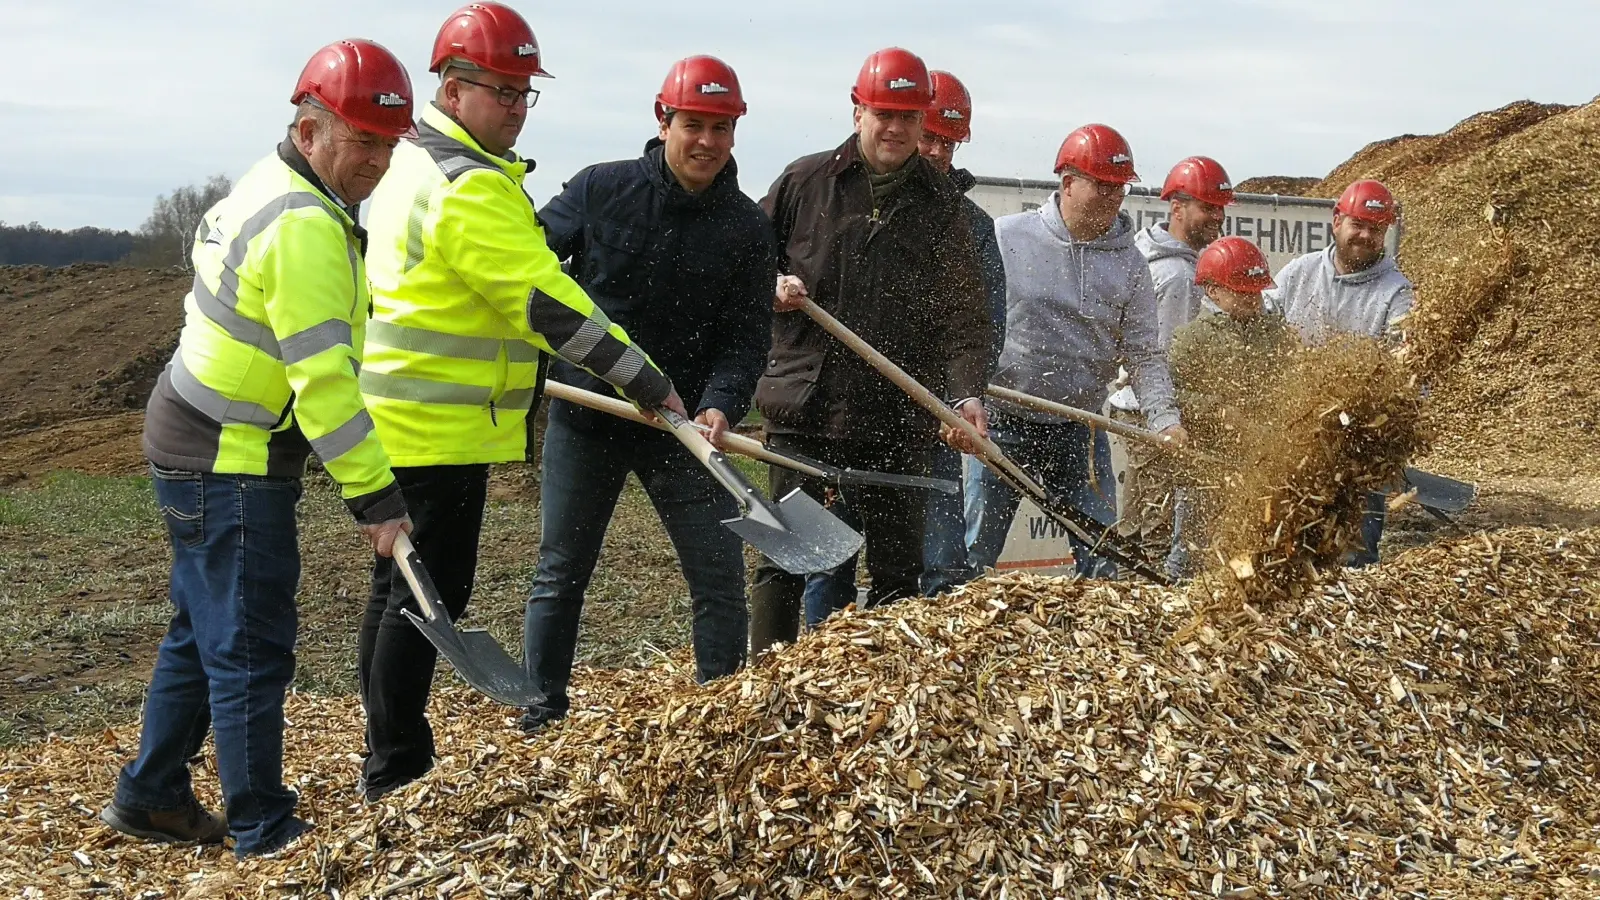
top-left (755, 135), bottom-right (994, 445)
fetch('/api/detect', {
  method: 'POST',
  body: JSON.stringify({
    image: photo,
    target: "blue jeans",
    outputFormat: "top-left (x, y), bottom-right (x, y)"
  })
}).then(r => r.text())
top-left (803, 499), bottom-right (862, 629)
top-left (968, 415), bottom-right (1119, 579)
top-left (114, 465), bottom-right (308, 857)
top-left (1347, 491), bottom-right (1387, 567)
top-left (963, 454), bottom-right (986, 550)
top-left (523, 405), bottom-right (747, 720)
top-left (921, 445), bottom-right (974, 596)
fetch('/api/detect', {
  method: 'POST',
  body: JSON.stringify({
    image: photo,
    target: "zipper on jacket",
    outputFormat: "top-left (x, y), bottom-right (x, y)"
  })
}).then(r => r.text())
top-left (489, 401), bottom-right (499, 426)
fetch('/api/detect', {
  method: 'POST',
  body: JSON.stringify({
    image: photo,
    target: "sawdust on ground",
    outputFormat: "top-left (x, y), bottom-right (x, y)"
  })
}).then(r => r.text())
top-left (3, 527), bottom-right (1597, 898)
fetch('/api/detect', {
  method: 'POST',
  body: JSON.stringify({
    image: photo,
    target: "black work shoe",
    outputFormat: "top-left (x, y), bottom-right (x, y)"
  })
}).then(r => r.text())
top-left (101, 797), bottom-right (228, 845)
top-left (518, 708), bottom-right (564, 736)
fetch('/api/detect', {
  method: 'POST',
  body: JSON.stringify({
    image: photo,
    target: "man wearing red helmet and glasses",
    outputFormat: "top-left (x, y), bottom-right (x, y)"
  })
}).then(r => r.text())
top-left (971, 123), bottom-right (1187, 581)
top-left (101, 39), bottom-right (415, 857)
top-left (751, 47), bottom-right (993, 652)
top-left (1264, 178), bottom-right (1414, 567)
top-left (517, 55), bottom-right (775, 734)
top-left (357, 3), bottom-right (682, 801)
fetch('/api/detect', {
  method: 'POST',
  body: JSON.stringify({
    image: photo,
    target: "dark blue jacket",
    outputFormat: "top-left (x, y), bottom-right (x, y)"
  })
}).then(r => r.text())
top-left (949, 167), bottom-right (1008, 366)
top-left (538, 139), bottom-right (775, 432)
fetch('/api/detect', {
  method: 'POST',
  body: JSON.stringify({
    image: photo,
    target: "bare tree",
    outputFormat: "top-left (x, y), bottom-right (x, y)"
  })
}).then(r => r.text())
top-left (125, 174), bottom-right (233, 269)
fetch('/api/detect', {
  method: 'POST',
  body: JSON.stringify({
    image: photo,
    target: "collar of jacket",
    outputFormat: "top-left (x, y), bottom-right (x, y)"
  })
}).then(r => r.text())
top-left (418, 102), bottom-right (533, 181)
top-left (819, 133), bottom-right (939, 190)
top-left (948, 166), bottom-right (977, 194)
top-left (275, 136), bottom-right (358, 225)
top-left (641, 137), bottom-right (740, 209)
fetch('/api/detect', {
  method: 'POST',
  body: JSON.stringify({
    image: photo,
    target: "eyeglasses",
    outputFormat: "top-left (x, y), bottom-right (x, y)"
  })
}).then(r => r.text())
top-left (1070, 174), bottom-right (1130, 197)
top-left (456, 77), bottom-right (540, 109)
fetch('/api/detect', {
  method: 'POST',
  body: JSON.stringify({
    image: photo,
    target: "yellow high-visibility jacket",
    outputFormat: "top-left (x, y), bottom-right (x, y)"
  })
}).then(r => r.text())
top-left (142, 142), bottom-right (406, 524)
top-left (362, 102), bottom-right (672, 467)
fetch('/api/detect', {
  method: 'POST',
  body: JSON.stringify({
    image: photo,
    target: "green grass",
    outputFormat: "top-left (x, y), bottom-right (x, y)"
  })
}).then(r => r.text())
top-left (0, 464), bottom-right (700, 749)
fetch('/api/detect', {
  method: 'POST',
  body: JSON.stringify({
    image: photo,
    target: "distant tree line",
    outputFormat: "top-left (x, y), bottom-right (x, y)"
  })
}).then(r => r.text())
top-left (1, 174), bottom-right (233, 269)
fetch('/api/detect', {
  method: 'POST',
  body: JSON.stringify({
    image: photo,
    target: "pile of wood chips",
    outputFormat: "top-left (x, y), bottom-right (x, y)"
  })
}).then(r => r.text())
top-left (4, 527), bottom-right (1600, 898)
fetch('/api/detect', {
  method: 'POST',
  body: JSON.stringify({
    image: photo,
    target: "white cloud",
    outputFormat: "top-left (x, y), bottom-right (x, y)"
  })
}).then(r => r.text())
top-left (3, 0), bottom-right (1598, 230)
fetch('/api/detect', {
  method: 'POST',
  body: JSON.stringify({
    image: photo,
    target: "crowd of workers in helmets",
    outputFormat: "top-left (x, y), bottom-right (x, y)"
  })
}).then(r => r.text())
top-left (94, 1), bottom-right (1415, 857)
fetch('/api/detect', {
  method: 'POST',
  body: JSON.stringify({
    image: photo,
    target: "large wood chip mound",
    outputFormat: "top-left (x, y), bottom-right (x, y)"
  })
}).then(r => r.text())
top-left (4, 527), bottom-right (1599, 898)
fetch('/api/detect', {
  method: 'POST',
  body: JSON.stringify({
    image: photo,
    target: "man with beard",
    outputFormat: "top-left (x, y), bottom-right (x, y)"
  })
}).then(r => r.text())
top-left (970, 123), bottom-right (1186, 581)
top-left (1136, 156), bottom-right (1237, 347)
top-left (751, 46), bottom-right (993, 650)
top-left (1264, 178), bottom-right (1413, 566)
top-left (518, 55), bottom-right (774, 733)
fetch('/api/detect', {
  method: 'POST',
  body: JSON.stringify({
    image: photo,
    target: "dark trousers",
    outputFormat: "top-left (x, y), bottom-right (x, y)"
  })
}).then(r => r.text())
top-left (522, 406), bottom-right (747, 721)
top-left (115, 465), bottom-right (306, 857)
top-left (357, 464), bottom-right (488, 796)
top-left (749, 434), bottom-right (928, 654)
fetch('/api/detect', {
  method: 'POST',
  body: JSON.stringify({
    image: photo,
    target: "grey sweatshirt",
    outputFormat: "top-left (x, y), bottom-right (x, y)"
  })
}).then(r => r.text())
top-left (991, 195), bottom-right (1181, 433)
top-left (1265, 245), bottom-right (1415, 345)
top-left (1134, 223), bottom-right (1206, 349)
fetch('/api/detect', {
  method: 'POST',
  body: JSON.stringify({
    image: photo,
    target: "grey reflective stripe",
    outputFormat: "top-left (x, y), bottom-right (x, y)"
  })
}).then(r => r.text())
top-left (280, 319), bottom-right (353, 365)
top-left (169, 353), bottom-right (283, 428)
top-left (360, 370), bottom-right (493, 405)
top-left (193, 191), bottom-right (343, 360)
top-left (561, 318), bottom-right (608, 362)
top-left (506, 342), bottom-right (541, 363)
top-left (193, 277), bottom-right (281, 357)
top-left (402, 181), bottom-right (432, 273)
top-left (308, 408), bottom-right (376, 462)
top-left (438, 155), bottom-right (489, 180)
top-left (367, 319), bottom-right (503, 361)
top-left (498, 388), bottom-right (537, 411)
top-left (605, 346), bottom-right (647, 386)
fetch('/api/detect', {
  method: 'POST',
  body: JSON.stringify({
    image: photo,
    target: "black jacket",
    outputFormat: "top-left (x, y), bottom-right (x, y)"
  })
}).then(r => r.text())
top-left (756, 135), bottom-right (994, 445)
top-left (948, 167), bottom-right (1008, 367)
top-left (537, 139), bottom-right (775, 432)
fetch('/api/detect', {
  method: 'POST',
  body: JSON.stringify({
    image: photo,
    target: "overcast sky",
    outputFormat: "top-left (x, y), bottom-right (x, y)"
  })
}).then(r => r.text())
top-left (4, 0), bottom-right (1597, 232)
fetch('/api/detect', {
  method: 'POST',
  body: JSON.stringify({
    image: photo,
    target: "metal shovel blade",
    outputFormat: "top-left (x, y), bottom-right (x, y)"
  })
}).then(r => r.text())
top-left (725, 486), bottom-right (864, 575)
top-left (392, 533), bottom-right (544, 708)
top-left (1403, 467), bottom-right (1477, 514)
top-left (400, 610), bottom-right (546, 707)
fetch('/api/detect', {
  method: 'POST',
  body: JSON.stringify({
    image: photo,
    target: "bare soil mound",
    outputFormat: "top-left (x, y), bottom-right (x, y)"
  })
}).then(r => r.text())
top-left (1310, 99), bottom-right (1600, 478)
top-left (0, 263), bottom-right (186, 436)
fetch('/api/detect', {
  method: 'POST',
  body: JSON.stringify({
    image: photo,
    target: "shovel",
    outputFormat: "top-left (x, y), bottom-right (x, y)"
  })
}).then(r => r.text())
top-left (654, 404), bottom-right (864, 574)
top-left (988, 385), bottom-right (1478, 516)
top-left (794, 297), bottom-right (1172, 584)
top-left (542, 381), bottom-right (958, 495)
top-left (393, 532), bottom-right (544, 707)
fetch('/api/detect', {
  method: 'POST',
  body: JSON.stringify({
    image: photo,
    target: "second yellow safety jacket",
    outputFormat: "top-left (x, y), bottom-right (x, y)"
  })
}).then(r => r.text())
top-left (362, 102), bottom-right (672, 467)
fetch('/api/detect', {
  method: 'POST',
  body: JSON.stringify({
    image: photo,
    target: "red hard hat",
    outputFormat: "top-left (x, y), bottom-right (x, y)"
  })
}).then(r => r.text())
top-left (1160, 156), bottom-right (1235, 207)
top-left (655, 55), bottom-right (747, 122)
top-left (923, 70), bottom-right (972, 142)
top-left (850, 47), bottom-right (932, 111)
top-left (430, 2), bottom-right (552, 78)
top-left (1053, 123), bottom-right (1138, 184)
top-left (1335, 179), bottom-right (1398, 225)
top-left (1195, 236), bottom-right (1275, 293)
top-left (291, 39), bottom-right (416, 138)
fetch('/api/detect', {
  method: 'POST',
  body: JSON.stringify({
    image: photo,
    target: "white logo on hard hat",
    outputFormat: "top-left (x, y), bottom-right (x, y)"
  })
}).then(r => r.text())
top-left (887, 77), bottom-right (917, 90)
top-left (1110, 153), bottom-right (1131, 165)
top-left (515, 42), bottom-right (538, 57)
top-left (1218, 181), bottom-right (1233, 191)
top-left (942, 109), bottom-right (964, 119)
top-left (374, 92), bottom-right (407, 107)
top-left (1365, 198), bottom-right (1388, 210)
top-left (1246, 265), bottom-right (1267, 277)
top-left (699, 82), bottom-right (730, 94)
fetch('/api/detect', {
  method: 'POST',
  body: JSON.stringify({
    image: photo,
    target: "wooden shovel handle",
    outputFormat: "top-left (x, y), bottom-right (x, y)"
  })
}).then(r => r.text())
top-left (541, 381), bottom-right (828, 479)
top-left (985, 384), bottom-right (1223, 465)
top-left (797, 298), bottom-right (1017, 474)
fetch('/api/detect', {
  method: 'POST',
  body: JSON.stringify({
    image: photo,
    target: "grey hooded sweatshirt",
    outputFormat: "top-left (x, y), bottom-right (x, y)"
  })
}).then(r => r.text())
top-left (1134, 223), bottom-right (1206, 349)
top-left (991, 195), bottom-right (1181, 433)
top-left (1265, 245), bottom-right (1415, 345)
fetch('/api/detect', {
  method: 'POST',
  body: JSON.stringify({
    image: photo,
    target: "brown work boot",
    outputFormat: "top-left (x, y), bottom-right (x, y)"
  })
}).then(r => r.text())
top-left (100, 796), bottom-right (228, 845)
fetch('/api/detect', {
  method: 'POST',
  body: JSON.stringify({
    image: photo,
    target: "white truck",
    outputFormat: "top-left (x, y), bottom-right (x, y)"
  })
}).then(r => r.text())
top-left (967, 176), bottom-right (1403, 576)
